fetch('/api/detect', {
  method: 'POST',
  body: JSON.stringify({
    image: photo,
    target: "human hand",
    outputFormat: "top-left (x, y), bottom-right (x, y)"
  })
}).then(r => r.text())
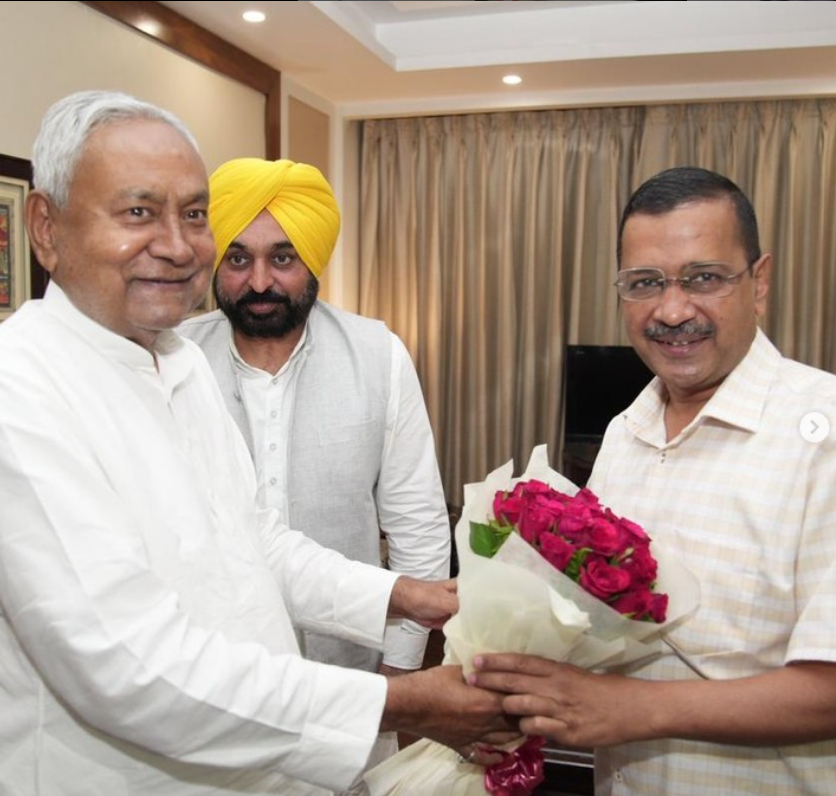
top-left (381, 664), bottom-right (520, 752)
top-left (469, 653), bottom-right (643, 748)
top-left (387, 577), bottom-right (457, 629)
top-left (453, 742), bottom-right (506, 768)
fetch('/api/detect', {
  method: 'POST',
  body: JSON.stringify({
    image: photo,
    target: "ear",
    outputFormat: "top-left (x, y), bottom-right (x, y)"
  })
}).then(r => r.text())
top-left (24, 190), bottom-right (60, 275)
top-left (751, 253), bottom-right (770, 318)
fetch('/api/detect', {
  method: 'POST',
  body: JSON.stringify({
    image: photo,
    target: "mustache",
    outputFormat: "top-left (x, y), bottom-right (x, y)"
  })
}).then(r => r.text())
top-left (237, 289), bottom-right (290, 307)
top-left (644, 321), bottom-right (715, 342)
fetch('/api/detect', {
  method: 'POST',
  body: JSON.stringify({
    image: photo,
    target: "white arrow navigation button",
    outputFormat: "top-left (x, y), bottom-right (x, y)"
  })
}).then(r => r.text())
top-left (800, 412), bottom-right (830, 443)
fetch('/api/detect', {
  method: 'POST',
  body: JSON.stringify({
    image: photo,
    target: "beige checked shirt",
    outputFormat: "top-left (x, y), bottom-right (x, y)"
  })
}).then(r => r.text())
top-left (588, 329), bottom-right (836, 796)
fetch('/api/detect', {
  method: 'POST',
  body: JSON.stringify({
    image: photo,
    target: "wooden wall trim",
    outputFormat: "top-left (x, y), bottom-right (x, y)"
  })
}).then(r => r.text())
top-left (81, 0), bottom-right (281, 158)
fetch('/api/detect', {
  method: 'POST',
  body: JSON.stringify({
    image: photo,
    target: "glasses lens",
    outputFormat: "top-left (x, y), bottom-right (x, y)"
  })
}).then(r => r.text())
top-left (682, 265), bottom-right (732, 297)
top-left (616, 269), bottom-right (664, 301)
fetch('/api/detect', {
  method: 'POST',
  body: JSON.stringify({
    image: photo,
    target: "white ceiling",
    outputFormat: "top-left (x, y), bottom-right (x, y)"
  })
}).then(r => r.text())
top-left (159, 0), bottom-right (836, 117)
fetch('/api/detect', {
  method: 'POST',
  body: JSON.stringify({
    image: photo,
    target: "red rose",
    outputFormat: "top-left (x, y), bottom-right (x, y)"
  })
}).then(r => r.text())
top-left (578, 556), bottom-right (632, 600)
top-left (517, 503), bottom-right (556, 545)
top-left (494, 492), bottom-right (523, 525)
top-left (610, 588), bottom-right (652, 619)
top-left (648, 592), bottom-right (669, 623)
top-left (539, 531), bottom-right (576, 571)
top-left (557, 501), bottom-right (595, 538)
top-left (620, 543), bottom-right (658, 586)
top-left (614, 514), bottom-right (650, 544)
top-left (585, 518), bottom-right (624, 556)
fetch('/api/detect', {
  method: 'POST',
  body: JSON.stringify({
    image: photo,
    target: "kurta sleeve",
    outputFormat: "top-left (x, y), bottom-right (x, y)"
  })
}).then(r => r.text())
top-left (375, 334), bottom-right (450, 669)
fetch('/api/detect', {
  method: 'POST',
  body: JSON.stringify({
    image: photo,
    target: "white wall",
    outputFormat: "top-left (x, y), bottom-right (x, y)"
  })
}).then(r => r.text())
top-left (0, 1), bottom-right (264, 172)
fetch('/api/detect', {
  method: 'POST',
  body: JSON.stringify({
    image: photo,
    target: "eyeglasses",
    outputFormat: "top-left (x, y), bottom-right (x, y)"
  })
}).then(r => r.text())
top-left (614, 263), bottom-right (751, 302)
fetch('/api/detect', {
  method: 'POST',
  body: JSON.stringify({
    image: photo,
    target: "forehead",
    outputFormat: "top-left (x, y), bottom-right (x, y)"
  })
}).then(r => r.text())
top-left (77, 118), bottom-right (207, 194)
top-left (622, 198), bottom-right (743, 261)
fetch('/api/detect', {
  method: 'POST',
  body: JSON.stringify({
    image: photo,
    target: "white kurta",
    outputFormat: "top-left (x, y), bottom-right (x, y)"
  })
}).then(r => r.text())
top-left (0, 284), bottom-right (398, 795)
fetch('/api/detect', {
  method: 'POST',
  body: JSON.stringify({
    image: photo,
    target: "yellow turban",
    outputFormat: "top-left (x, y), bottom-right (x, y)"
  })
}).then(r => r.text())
top-left (209, 158), bottom-right (340, 278)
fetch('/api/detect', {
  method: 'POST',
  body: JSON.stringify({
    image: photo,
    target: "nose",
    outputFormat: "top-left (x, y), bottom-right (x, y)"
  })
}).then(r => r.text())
top-left (652, 281), bottom-right (697, 327)
top-left (247, 258), bottom-right (275, 294)
top-left (150, 215), bottom-right (195, 266)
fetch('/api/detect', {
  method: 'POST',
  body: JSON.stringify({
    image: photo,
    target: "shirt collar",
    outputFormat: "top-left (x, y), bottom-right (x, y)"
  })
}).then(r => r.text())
top-left (42, 281), bottom-right (193, 387)
top-left (697, 328), bottom-right (779, 432)
top-left (624, 328), bottom-right (779, 443)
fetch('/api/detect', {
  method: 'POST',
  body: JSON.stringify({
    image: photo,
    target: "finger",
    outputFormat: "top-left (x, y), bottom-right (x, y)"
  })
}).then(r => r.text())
top-left (470, 745), bottom-right (505, 767)
top-left (468, 670), bottom-right (534, 694)
top-left (481, 730), bottom-right (524, 747)
top-left (501, 693), bottom-right (562, 718)
top-left (455, 743), bottom-right (508, 768)
top-left (473, 653), bottom-right (557, 675)
top-left (518, 715), bottom-right (569, 742)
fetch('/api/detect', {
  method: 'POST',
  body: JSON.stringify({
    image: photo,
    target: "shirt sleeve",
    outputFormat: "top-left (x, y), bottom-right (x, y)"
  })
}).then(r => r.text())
top-left (375, 334), bottom-right (451, 670)
top-left (786, 431), bottom-right (836, 665)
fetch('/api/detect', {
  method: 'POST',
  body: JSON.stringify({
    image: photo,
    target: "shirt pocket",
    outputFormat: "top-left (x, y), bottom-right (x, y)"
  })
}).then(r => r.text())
top-left (668, 524), bottom-right (765, 675)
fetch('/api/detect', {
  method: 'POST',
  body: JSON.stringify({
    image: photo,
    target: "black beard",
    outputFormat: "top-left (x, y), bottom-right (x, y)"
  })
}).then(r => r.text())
top-left (214, 271), bottom-right (319, 339)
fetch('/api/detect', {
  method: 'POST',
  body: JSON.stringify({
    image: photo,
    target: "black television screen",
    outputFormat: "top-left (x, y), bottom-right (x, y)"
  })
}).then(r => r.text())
top-left (564, 345), bottom-right (654, 442)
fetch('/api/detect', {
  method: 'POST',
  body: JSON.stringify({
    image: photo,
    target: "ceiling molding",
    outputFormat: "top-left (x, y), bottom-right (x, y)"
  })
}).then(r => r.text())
top-left (313, 0), bottom-right (836, 73)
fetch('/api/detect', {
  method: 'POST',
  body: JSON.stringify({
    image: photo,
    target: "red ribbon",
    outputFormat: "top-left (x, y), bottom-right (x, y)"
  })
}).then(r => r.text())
top-left (483, 736), bottom-right (546, 796)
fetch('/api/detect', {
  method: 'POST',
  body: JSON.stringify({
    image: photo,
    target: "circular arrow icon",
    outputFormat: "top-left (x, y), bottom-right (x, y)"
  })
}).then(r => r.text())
top-left (800, 412), bottom-right (830, 443)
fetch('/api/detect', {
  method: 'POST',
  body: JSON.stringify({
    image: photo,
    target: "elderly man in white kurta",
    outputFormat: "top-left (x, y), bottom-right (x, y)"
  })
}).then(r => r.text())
top-left (0, 90), bottom-right (511, 796)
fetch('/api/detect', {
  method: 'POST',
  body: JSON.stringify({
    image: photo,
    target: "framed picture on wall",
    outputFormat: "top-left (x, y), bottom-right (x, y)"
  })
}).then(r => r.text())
top-left (0, 172), bottom-right (31, 321)
top-left (0, 153), bottom-right (47, 311)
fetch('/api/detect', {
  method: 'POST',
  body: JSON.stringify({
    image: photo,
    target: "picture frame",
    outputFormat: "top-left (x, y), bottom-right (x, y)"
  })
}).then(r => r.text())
top-left (0, 153), bottom-right (46, 314)
top-left (0, 172), bottom-right (31, 321)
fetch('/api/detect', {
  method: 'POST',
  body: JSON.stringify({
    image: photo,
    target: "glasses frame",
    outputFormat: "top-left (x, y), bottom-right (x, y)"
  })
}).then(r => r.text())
top-left (614, 263), bottom-right (752, 302)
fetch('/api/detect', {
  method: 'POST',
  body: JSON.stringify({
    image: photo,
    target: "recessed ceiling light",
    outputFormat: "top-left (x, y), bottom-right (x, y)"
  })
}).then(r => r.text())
top-left (502, 75), bottom-right (522, 86)
top-left (242, 10), bottom-right (266, 23)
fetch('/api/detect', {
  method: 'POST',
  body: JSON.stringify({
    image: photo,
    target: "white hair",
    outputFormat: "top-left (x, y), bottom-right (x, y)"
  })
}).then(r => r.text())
top-left (32, 90), bottom-right (200, 209)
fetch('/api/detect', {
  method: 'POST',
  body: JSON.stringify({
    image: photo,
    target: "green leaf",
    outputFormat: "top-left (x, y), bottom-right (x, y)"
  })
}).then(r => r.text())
top-left (469, 521), bottom-right (513, 558)
top-left (563, 547), bottom-right (590, 582)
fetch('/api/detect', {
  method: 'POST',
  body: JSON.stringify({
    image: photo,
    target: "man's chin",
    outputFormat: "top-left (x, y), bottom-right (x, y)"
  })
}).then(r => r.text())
top-left (238, 312), bottom-right (298, 339)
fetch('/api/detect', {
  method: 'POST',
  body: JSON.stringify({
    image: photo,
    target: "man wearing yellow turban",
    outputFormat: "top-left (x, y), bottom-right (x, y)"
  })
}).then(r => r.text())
top-left (178, 158), bottom-right (450, 768)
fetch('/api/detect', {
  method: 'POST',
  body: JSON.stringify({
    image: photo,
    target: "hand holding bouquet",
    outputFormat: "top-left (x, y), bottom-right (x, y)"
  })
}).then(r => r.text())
top-left (365, 446), bottom-right (698, 796)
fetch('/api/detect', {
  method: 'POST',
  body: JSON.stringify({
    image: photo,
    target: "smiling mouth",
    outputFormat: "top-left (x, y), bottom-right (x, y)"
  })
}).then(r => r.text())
top-left (650, 336), bottom-right (712, 358)
top-left (658, 338), bottom-right (706, 347)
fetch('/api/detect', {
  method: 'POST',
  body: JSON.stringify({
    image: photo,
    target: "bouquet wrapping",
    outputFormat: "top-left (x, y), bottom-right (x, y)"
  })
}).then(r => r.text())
top-left (364, 445), bottom-right (699, 796)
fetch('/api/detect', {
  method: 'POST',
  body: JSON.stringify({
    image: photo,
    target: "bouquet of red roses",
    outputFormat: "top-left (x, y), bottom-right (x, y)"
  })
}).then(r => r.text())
top-left (365, 446), bottom-right (698, 796)
top-left (472, 479), bottom-right (669, 624)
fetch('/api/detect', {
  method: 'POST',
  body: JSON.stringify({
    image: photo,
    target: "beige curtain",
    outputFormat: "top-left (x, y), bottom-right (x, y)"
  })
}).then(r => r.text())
top-left (359, 100), bottom-right (836, 502)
